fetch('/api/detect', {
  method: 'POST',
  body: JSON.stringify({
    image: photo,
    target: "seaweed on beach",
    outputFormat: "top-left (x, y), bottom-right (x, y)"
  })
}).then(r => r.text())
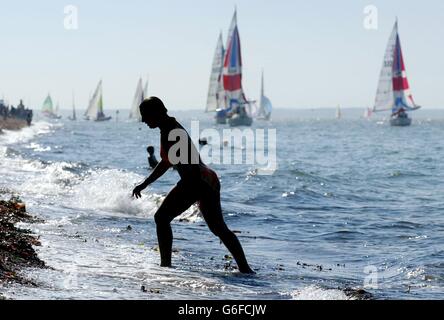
top-left (0, 197), bottom-right (45, 285)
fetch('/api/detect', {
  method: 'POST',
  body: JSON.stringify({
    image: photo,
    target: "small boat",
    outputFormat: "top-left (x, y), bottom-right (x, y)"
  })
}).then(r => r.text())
top-left (390, 111), bottom-right (411, 126)
top-left (84, 80), bottom-right (112, 122)
top-left (68, 92), bottom-right (77, 121)
top-left (363, 107), bottom-right (372, 119)
top-left (129, 77), bottom-right (148, 122)
top-left (256, 71), bottom-right (273, 121)
top-left (0, 99), bottom-right (33, 128)
top-left (372, 20), bottom-right (421, 126)
top-left (336, 105), bottom-right (342, 120)
top-left (41, 94), bottom-right (62, 119)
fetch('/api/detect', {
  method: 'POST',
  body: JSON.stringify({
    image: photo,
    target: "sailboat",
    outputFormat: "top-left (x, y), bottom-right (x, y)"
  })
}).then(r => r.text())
top-left (206, 32), bottom-right (226, 124)
top-left (207, 10), bottom-right (253, 127)
top-left (55, 102), bottom-right (61, 118)
top-left (373, 20), bottom-right (421, 126)
top-left (336, 105), bottom-right (342, 120)
top-left (68, 92), bottom-right (76, 121)
top-left (84, 80), bottom-right (112, 122)
top-left (41, 94), bottom-right (61, 119)
top-left (256, 71), bottom-right (273, 121)
top-left (363, 107), bottom-right (372, 119)
top-left (129, 77), bottom-right (148, 122)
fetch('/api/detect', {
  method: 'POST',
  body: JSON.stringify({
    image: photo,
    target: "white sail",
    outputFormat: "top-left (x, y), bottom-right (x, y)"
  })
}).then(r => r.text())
top-left (336, 105), bottom-right (341, 119)
top-left (257, 71), bottom-right (272, 119)
top-left (143, 77), bottom-right (149, 100)
top-left (42, 94), bottom-right (54, 114)
top-left (129, 78), bottom-right (144, 121)
top-left (373, 22), bottom-right (398, 112)
top-left (206, 33), bottom-right (225, 112)
top-left (85, 80), bottom-right (102, 121)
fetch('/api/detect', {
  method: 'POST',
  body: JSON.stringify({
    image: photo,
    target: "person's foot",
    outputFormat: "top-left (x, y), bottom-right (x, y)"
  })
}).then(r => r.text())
top-left (239, 266), bottom-right (256, 274)
top-left (160, 261), bottom-right (172, 268)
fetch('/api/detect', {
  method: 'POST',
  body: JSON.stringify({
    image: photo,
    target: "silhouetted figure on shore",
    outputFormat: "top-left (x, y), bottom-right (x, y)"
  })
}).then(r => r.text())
top-left (147, 146), bottom-right (159, 169)
top-left (132, 97), bottom-right (254, 274)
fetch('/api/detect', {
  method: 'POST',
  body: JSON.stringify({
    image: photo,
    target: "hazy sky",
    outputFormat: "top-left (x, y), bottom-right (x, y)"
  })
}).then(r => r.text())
top-left (0, 0), bottom-right (443, 110)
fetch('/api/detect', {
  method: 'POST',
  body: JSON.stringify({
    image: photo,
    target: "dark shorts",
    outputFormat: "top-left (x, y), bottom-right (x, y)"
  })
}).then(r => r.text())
top-left (156, 175), bottom-right (227, 233)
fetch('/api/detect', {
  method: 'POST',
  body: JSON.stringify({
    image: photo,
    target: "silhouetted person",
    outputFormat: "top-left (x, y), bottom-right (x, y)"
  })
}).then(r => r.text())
top-left (132, 97), bottom-right (254, 273)
top-left (147, 146), bottom-right (159, 169)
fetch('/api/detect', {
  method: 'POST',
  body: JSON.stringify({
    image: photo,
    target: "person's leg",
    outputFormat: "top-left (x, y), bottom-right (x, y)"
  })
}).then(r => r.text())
top-left (199, 188), bottom-right (254, 274)
top-left (154, 184), bottom-right (197, 267)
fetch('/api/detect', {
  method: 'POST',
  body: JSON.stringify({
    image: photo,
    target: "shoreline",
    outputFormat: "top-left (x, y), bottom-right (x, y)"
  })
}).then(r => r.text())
top-left (0, 197), bottom-right (46, 291)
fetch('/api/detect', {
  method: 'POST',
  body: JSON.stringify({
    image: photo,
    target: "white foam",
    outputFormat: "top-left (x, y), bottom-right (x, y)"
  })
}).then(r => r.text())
top-left (18, 161), bottom-right (80, 199)
top-left (290, 285), bottom-right (350, 300)
top-left (0, 121), bottom-right (56, 145)
top-left (67, 168), bottom-right (202, 220)
top-left (69, 168), bottom-right (160, 217)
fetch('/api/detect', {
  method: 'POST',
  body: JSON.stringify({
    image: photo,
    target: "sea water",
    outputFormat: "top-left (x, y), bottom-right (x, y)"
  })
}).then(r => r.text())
top-left (0, 108), bottom-right (443, 300)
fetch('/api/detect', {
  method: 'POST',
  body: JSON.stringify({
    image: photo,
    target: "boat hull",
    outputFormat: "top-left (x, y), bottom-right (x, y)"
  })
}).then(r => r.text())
top-left (215, 109), bottom-right (228, 124)
top-left (216, 117), bottom-right (227, 124)
top-left (257, 114), bottom-right (271, 121)
top-left (390, 117), bottom-right (412, 127)
top-left (43, 112), bottom-right (62, 120)
top-left (228, 114), bottom-right (253, 127)
top-left (95, 116), bottom-right (112, 122)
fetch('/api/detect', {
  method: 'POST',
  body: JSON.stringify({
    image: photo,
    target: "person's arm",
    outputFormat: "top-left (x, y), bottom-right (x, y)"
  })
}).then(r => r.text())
top-left (132, 160), bottom-right (172, 198)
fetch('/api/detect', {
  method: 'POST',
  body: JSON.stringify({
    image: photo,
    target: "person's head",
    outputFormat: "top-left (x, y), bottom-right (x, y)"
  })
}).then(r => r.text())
top-left (139, 97), bottom-right (168, 128)
top-left (147, 146), bottom-right (155, 155)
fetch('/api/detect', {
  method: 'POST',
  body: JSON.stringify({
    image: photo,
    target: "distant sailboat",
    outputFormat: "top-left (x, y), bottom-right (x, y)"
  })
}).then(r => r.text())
top-left (84, 80), bottom-right (112, 122)
top-left (373, 20), bottom-right (421, 126)
top-left (55, 102), bottom-right (61, 118)
top-left (129, 77), bottom-right (148, 121)
top-left (41, 94), bottom-right (61, 119)
top-left (256, 71), bottom-right (273, 121)
top-left (336, 105), bottom-right (342, 120)
top-left (68, 92), bottom-right (76, 121)
top-left (363, 107), bottom-right (372, 119)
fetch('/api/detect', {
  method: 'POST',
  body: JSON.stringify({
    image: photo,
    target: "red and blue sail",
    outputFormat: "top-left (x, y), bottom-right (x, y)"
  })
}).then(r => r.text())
top-left (391, 31), bottom-right (418, 113)
top-left (222, 11), bottom-right (247, 111)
